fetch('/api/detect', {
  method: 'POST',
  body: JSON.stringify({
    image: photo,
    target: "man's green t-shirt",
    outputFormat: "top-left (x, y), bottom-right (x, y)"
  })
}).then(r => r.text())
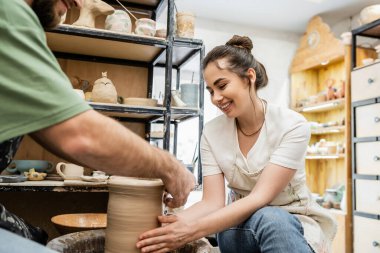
top-left (0, 0), bottom-right (91, 142)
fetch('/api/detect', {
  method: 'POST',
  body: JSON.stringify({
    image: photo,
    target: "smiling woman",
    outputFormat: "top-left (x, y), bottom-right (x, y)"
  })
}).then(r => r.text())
top-left (136, 35), bottom-right (336, 253)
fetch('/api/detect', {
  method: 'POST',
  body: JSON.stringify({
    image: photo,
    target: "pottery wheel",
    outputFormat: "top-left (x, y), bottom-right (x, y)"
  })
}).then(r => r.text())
top-left (105, 176), bottom-right (164, 253)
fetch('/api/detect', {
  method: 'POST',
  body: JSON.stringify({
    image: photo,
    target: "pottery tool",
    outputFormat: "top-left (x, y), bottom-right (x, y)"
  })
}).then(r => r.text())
top-left (115, 0), bottom-right (138, 21)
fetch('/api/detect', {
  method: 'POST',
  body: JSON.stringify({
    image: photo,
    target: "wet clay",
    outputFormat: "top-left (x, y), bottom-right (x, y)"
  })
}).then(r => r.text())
top-left (105, 176), bottom-right (164, 253)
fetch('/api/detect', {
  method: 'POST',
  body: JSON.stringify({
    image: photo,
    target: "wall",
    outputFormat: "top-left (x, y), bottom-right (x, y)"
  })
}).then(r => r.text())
top-left (183, 17), bottom-right (301, 123)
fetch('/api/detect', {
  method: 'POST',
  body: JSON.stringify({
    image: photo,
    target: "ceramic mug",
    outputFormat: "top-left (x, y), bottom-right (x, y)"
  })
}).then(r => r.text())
top-left (56, 162), bottom-right (84, 180)
top-left (6, 160), bottom-right (54, 174)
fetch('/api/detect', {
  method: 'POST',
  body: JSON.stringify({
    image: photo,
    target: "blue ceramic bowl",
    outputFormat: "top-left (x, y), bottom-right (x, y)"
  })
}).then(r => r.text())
top-left (6, 160), bottom-right (54, 174)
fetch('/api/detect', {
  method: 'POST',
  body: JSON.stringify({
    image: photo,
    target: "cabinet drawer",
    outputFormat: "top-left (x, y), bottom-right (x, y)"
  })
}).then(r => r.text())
top-left (355, 180), bottom-right (380, 215)
top-left (354, 216), bottom-right (380, 253)
top-left (356, 142), bottom-right (380, 175)
top-left (355, 103), bottom-right (380, 138)
top-left (352, 63), bottom-right (380, 102)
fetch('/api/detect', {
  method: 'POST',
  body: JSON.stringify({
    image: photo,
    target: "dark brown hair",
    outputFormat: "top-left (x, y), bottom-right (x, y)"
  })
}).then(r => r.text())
top-left (202, 35), bottom-right (268, 91)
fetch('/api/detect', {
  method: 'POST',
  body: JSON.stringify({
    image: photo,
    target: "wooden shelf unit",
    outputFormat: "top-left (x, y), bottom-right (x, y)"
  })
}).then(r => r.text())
top-left (290, 16), bottom-right (352, 253)
top-left (351, 18), bottom-right (380, 253)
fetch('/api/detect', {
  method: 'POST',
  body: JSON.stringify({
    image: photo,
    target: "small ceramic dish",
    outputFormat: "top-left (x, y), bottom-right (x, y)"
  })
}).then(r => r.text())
top-left (80, 175), bottom-right (109, 182)
top-left (124, 97), bottom-right (158, 107)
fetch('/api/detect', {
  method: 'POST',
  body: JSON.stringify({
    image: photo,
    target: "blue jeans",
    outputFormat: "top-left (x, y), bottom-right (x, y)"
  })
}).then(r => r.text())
top-left (0, 228), bottom-right (57, 253)
top-left (217, 206), bottom-right (313, 253)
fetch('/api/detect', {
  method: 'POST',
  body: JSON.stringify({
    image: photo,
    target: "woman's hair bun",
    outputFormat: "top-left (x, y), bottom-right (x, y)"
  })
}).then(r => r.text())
top-left (225, 35), bottom-right (253, 52)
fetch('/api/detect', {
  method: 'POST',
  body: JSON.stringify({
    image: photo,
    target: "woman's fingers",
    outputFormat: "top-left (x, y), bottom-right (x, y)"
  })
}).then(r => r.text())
top-left (158, 215), bottom-right (178, 223)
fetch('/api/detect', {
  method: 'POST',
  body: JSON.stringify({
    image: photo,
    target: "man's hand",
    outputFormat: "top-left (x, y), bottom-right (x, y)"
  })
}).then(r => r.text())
top-left (162, 160), bottom-right (195, 208)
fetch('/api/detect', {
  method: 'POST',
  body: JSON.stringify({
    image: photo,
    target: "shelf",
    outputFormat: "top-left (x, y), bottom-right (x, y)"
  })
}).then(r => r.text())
top-left (306, 154), bottom-right (345, 160)
top-left (47, 25), bottom-right (204, 67)
top-left (47, 25), bottom-right (167, 63)
top-left (90, 103), bottom-right (200, 122)
top-left (0, 180), bottom-right (107, 192)
top-left (294, 98), bottom-right (345, 113)
top-left (328, 208), bottom-right (347, 216)
top-left (90, 102), bottom-right (165, 121)
top-left (117, 0), bottom-right (162, 8)
top-left (311, 126), bottom-right (345, 135)
top-left (156, 37), bottom-right (204, 67)
top-left (171, 107), bottom-right (200, 122)
top-left (352, 60), bottom-right (380, 71)
top-left (352, 18), bottom-right (380, 38)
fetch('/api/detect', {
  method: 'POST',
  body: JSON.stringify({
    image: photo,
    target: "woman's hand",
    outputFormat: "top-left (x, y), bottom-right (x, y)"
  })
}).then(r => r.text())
top-left (136, 215), bottom-right (196, 253)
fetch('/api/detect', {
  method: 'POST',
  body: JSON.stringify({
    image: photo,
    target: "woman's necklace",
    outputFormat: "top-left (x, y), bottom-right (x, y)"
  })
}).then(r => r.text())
top-left (236, 99), bottom-right (266, 137)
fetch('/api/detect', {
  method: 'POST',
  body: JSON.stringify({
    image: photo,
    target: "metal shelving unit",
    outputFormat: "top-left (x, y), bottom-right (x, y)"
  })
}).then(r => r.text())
top-left (0, 0), bottom-right (205, 192)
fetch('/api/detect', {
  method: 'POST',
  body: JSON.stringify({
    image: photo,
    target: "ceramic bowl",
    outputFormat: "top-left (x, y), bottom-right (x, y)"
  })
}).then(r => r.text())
top-left (124, 97), bottom-right (158, 107)
top-left (135, 18), bottom-right (156, 37)
top-left (51, 213), bottom-right (107, 235)
top-left (360, 5), bottom-right (380, 25)
top-left (6, 160), bottom-right (54, 174)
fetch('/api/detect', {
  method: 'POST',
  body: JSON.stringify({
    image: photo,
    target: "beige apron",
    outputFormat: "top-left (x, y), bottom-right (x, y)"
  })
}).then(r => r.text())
top-left (226, 153), bottom-right (337, 253)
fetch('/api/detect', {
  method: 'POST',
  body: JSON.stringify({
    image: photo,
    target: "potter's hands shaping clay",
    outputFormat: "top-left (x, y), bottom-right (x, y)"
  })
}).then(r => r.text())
top-left (136, 215), bottom-right (195, 252)
top-left (162, 160), bottom-right (195, 208)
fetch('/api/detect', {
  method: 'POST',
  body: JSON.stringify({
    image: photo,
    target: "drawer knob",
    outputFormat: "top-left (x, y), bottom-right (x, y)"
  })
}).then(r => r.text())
top-left (368, 78), bottom-right (375, 84)
top-left (374, 156), bottom-right (380, 161)
top-left (373, 241), bottom-right (380, 247)
top-left (375, 117), bottom-right (380, 123)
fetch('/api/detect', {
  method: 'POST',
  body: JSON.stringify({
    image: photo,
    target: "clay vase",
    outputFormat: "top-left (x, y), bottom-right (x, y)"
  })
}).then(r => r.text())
top-left (176, 12), bottom-right (195, 38)
top-left (72, 0), bottom-right (115, 28)
top-left (91, 72), bottom-right (118, 104)
top-left (105, 10), bottom-right (132, 34)
top-left (105, 176), bottom-right (164, 253)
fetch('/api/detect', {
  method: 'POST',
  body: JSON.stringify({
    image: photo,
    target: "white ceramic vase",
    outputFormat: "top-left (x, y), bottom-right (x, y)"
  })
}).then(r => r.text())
top-left (105, 10), bottom-right (132, 34)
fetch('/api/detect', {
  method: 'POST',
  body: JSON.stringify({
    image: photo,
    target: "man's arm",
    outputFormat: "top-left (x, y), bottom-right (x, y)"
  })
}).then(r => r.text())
top-left (30, 110), bottom-right (195, 208)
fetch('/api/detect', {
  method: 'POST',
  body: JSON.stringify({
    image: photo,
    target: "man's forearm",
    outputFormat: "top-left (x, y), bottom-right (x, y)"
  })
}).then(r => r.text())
top-left (31, 110), bottom-right (175, 180)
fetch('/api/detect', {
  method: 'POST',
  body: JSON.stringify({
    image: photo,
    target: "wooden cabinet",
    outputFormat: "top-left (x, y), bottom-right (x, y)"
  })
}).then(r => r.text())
top-left (290, 16), bottom-right (352, 253)
top-left (351, 18), bottom-right (380, 253)
top-left (353, 216), bottom-right (380, 253)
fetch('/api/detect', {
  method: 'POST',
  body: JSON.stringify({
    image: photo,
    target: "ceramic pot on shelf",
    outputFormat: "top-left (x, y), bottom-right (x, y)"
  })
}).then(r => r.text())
top-left (176, 12), bottom-right (195, 38)
top-left (134, 18), bottom-right (156, 37)
top-left (91, 72), bottom-right (118, 104)
top-left (105, 10), bottom-right (132, 34)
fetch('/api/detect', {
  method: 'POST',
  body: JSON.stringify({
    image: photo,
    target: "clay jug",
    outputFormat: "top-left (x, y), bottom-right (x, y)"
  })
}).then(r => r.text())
top-left (105, 176), bottom-right (164, 253)
top-left (91, 72), bottom-right (118, 104)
